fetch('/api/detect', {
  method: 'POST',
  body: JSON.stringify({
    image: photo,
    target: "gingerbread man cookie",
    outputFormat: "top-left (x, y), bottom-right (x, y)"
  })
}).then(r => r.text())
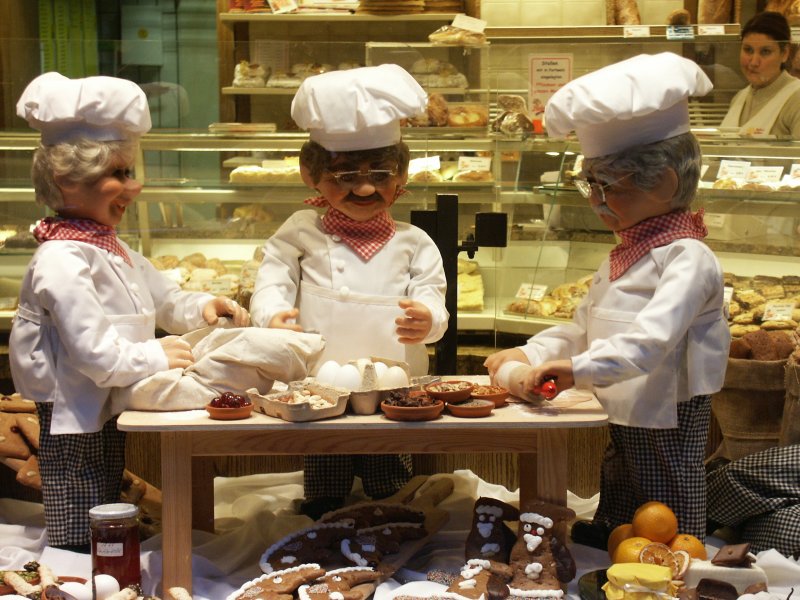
top-left (465, 497), bottom-right (520, 564)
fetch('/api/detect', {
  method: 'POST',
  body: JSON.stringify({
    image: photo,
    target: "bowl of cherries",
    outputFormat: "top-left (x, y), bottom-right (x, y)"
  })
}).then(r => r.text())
top-left (205, 392), bottom-right (254, 420)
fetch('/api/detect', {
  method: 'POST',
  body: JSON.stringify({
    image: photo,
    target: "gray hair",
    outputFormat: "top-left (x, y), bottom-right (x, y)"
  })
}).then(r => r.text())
top-left (582, 132), bottom-right (701, 210)
top-left (31, 139), bottom-right (137, 210)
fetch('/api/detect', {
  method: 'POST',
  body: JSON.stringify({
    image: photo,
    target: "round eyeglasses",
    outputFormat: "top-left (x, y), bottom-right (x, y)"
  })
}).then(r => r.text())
top-left (326, 168), bottom-right (397, 189)
top-left (573, 173), bottom-right (633, 204)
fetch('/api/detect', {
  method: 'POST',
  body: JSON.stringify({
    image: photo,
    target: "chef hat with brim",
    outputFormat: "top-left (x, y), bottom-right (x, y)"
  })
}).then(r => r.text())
top-left (544, 52), bottom-right (713, 158)
top-left (17, 72), bottom-right (152, 145)
top-left (291, 64), bottom-right (427, 152)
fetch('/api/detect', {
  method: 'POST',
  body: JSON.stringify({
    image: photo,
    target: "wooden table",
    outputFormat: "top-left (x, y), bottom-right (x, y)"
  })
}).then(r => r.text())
top-left (117, 387), bottom-right (607, 593)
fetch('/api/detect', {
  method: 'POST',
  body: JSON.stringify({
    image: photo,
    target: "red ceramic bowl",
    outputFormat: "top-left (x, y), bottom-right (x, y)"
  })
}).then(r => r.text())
top-left (447, 399), bottom-right (494, 418)
top-left (424, 380), bottom-right (475, 403)
top-left (471, 384), bottom-right (510, 408)
top-left (205, 402), bottom-right (254, 420)
top-left (381, 399), bottom-right (444, 422)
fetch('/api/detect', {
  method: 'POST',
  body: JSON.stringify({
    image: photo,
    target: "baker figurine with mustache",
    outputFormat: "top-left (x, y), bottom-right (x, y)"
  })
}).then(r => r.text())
top-left (250, 64), bottom-right (448, 519)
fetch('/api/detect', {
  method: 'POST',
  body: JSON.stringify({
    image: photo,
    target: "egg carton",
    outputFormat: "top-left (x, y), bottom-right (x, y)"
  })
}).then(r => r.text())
top-left (248, 381), bottom-right (349, 422)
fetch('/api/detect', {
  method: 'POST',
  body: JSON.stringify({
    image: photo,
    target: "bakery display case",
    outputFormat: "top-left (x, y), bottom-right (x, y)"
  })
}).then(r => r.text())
top-left (1, 29), bottom-right (798, 341)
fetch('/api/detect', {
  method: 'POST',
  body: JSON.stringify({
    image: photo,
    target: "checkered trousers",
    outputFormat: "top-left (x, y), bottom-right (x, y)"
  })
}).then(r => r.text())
top-left (593, 395), bottom-right (712, 540)
top-left (304, 454), bottom-right (413, 500)
top-left (707, 445), bottom-right (800, 557)
top-left (36, 403), bottom-right (127, 546)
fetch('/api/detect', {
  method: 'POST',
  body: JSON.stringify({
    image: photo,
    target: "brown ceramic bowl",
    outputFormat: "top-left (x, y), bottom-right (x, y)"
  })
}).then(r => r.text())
top-left (471, 384), bottom-right (510, 408)
top-left (205, 402), bottom-right (254, 420)
top-left (381, 399), bottom-right (444, 422)
top-left (447, 398), bottom-right (494, 418)
top-left (424, 380), bottom-right (475, 404)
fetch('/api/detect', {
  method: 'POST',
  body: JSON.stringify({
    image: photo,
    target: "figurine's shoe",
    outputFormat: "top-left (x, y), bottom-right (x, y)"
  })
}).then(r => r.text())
top-left (570, 519), bottom-right (611, 550)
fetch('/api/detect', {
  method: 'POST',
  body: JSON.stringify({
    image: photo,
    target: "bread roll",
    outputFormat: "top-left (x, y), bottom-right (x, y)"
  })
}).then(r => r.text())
top-left (668, 8), bottom-right (691, 25)
top-left (698, 0), bottom-right (733, 24)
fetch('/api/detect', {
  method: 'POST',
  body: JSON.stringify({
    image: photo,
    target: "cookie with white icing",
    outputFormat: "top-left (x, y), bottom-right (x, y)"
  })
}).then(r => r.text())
top-left (465, 497), bottom-right (520, 564)
top-left (446, 558), bottom-right (513, 600)
top-left (226, 563), bottom-right (326, 600)
top-left (319, 503), bottom-right (426, 528)
top-left (259, 521), bottom-right (355, 574)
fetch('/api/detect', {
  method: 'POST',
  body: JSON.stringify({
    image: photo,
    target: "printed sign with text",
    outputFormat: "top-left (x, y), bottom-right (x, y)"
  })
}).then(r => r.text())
top-left (529, 54), bottom-right (573, 120)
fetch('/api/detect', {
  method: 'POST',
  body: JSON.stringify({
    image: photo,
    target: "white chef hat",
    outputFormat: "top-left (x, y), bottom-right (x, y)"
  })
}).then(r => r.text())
top-left (17, 72), bottom-right (152, 145)
top-left (544, 52), bottom-right (713, 158)
top-left (291, 64), bottom-right (427, 151)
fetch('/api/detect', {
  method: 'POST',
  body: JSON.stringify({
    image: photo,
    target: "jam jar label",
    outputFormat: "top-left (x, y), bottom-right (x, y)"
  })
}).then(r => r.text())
top-left (96, 542), bottom-right (124, 557)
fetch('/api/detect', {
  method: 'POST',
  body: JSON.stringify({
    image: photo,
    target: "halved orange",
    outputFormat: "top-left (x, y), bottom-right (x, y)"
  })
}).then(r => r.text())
top-left (639, 542), bottom-right (682, 579)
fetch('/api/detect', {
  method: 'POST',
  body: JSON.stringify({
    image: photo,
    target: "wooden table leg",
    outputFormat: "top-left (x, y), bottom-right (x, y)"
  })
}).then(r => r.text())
top-left (192, 457), bottom-right (216, 533)
top-left (519, 429), bottom-right (569, 542)
top-left (160, 431), bottom-right (194, 593)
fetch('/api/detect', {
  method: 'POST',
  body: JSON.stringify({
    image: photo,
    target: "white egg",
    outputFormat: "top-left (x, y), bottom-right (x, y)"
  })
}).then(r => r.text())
top-left (333, 363), bottom-right (362, 390)
top-left (379, 365), bottom-right (409, 389)
top-left (314, 360), bottom-right (341, 385)
top-left (59, 581), bottom-right (92, 600)
top-left (373, 361), bottom-right (388, 381)
top-left (93, 574), bottom-right (121, 600)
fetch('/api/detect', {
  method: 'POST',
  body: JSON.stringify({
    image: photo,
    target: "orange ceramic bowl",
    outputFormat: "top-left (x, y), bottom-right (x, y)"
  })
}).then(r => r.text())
top-left (381, 399), bottom-right (444, 422)
top-left (447, 399), bottom-right (494, 418)
top-left (424, 380), bottom-right (475, 403)
top-left (205, 402), bottom-right (254, 420)
top-left (471, 384), bottom-right (510, 408)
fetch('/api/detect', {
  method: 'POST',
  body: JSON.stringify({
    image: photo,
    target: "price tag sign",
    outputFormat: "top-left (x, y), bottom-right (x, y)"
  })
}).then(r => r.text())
top-left (763, 300), bottom-right (795, 322)
top-left (666, 25), bottom-right (694, 40)
top-left (746, 165), bottom-right (784, 183)
top-left (723, 286), bottom-right (734, 306)
top-left (515, 283), bottom-right (547, 301)
top-left (717, 159), bottom-right (750, 180)
top-left (705, 213), bottom-right (727, 228)
top-left (452, 14), bottom-right (487, 33)
top-left (207, 280), bottom-right (234, 294)
top-left (623, 26), bottom-right (651, 38)
top-left (458, 156), bottom-right (491, 172)
top-left (698, 25), bottom-right (725, 35)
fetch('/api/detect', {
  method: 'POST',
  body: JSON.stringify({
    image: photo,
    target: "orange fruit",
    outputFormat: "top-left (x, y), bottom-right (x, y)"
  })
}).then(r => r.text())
top-left (668, 533), bottom-right (708, 560)
top-left (612, 536), bottom-right (652, 564)
top-left (632, 501), bottom-right (679, 544)
top-left (607, 523), bottom-right (635, 559)
top-left (673, 550), bottom-right (691, 579)
top-left (639, 542), bottom-right (681, 578)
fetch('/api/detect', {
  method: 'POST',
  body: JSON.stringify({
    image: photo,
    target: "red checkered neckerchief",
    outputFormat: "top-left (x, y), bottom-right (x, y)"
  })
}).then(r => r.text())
top-left (609, 209), bottom-right (708, 281)
top-left (304, 191), bottom-right (406, 261)
top-left (33, 217), bottom-right (133, 267)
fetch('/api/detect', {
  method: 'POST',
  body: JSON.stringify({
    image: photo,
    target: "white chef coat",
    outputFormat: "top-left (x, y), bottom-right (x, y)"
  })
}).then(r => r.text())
top-left (10, 239), bottom-right (213, 434)
top-left (250, 209), bottom-right (448, 374)
top-left (520, 239), bottom-right (730, 428)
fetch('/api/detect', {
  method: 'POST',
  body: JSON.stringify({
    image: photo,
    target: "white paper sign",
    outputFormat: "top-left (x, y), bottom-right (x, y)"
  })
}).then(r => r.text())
top-left (745, 165), bottom-right (784, 183)
top-left (717, 160), bottom-right (750, 180)
top-left (515, 283), bottom-right (547, 301)
top-left (408, 156), bottom-right (441, 174)
top-left (698, 25), bottom-right (725, 35)
top-left (705, 213), bottom-right (727, 228)
top-left (452, 14), bottom-right (487, 33)
top-left (529, 54), bottom-right (573, 120)
top-left (623, 26), bottom-right (651, 38)
top-left (457, 156), bottom-right (491, 172)
top-left (763, 301), bottom-right (795, 321)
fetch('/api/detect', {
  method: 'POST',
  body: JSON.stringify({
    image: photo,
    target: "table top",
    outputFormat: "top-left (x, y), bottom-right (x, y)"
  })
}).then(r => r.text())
top-left (117, 390), bottom-right (607, 433)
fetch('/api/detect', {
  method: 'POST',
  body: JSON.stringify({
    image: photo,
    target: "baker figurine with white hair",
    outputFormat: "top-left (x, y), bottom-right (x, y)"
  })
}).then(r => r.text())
top-left (485, 52), bottom-right (731, 548)
top-left (249, 64), bottom-right (448, 519)
top-left (11, 72), bottom-right (250, 553)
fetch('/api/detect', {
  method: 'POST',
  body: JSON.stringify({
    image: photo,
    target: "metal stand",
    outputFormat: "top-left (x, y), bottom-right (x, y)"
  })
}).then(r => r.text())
top-left (411, 193), bottom-right (507, 375)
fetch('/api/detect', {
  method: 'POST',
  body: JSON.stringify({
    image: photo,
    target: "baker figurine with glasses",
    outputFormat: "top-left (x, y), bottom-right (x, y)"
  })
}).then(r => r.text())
top-left (10, 72), bottom-right (250, 553)
top-left (250, 64), bottom-right (448, 519)
top-left (485, 53), bottom-right (731, 549)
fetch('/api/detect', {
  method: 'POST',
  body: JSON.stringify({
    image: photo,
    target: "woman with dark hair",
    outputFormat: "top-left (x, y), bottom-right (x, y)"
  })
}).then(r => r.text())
top-left (721, 11), bottom-right (800, 137)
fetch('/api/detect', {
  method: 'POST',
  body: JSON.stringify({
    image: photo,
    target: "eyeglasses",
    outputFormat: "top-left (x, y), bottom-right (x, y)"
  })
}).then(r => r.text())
top-left (326, 168), bottom-right (397, 188)
top-left (573, 173), bottom-right (633, 204)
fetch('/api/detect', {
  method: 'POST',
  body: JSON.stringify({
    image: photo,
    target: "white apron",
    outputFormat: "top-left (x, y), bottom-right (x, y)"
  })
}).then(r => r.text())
top-left (721, 77), bottom-right (800, 135)
top-left (298, 280), bottom-right (429, 375)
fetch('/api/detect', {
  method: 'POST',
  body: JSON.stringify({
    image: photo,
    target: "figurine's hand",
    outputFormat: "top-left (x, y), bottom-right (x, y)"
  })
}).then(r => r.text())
top-left (268, 308), bottom-right (303, 332)
top-left (203, 296), bottom-right (250, 327)
top-left (159, 336), bottom-right (194, 370)
top-left (524, 359), bottom-right (574, 397)
top-left (483, 348), bottom-right (529, 380)
top-left (396, 299), bottom-right (432, 344)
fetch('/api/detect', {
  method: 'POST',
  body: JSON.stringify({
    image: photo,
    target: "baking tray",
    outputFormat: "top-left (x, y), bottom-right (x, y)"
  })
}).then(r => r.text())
top-left (249, 381), bottom-right (349, 422)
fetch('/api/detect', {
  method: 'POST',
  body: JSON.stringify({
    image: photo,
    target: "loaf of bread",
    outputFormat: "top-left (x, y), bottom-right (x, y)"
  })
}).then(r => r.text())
top-left (615, 0), bottom-right (641, 24)
top-left (698, 0), bottom-right (733, 24)
top-left (668, 8), bottom-right (691, 25)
